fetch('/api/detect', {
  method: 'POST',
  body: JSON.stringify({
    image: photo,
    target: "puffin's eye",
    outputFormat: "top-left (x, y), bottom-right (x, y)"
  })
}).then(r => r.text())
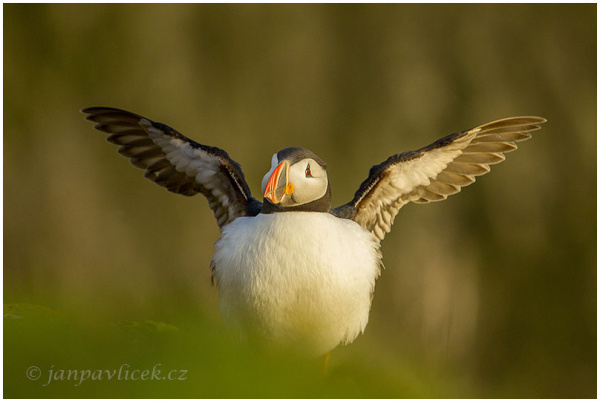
top-left (305, 164), bottom-right (312, 177)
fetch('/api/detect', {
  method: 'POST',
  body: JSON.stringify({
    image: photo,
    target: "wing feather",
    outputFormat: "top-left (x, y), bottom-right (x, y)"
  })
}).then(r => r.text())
top-left (332, 116), bottom-right (546, 241)
top-left (82, 107), bottom-right (262, 228)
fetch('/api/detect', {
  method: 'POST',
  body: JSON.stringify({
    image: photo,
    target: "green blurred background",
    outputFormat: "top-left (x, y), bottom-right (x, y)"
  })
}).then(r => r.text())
top-left (4, 3), bottom-right (596, 398)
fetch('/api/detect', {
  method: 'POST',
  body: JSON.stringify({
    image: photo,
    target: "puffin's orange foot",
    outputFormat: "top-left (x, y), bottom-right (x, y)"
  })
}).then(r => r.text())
top-left (322, 351), bottom-right (331, 374)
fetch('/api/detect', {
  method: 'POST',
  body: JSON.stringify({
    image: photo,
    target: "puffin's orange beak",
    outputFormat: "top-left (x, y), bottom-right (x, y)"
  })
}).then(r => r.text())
top-left (263, 161), bottom-right (294, 204)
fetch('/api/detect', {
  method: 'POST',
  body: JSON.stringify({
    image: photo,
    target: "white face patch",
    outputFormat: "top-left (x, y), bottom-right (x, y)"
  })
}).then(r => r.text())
top-left (282, 158), bottom-right (328, 207)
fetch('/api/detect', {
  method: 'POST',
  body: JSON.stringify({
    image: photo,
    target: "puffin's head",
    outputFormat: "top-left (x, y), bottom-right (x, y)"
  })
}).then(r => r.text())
top-left (260, 147), bottom-right (331, 213)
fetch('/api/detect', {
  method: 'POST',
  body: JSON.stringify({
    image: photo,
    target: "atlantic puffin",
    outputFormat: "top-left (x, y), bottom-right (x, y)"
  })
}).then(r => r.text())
top-left (82, 107), bottom-right (545, 359)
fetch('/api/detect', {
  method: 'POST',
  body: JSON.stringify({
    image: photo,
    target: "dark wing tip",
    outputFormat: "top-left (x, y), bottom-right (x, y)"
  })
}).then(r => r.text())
top-left (81, 107), bottom-right (146, 122)
top-left (81, 106), bottom-right (116, 115)
top-left (514, 116), bottom-right (547, 124)
top-left (81, 106), bottom-right (131, 113)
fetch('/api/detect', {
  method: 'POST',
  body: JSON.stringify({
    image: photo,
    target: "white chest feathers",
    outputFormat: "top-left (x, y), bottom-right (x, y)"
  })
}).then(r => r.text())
top-left (211, 212), bottom-right (382, 357)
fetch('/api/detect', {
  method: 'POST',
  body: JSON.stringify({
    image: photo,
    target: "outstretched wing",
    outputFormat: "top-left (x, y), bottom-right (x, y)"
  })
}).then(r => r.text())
top-left (82, 107), bottom-right (262, 229)
top-left (332, 116), bottom-right (546, 241)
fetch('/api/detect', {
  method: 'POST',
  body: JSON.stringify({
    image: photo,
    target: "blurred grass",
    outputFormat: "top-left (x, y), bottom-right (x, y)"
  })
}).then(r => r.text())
top-left (4, 3), bottom-right (596, 398)
top-left (4, 303), bottom-right (450, 398)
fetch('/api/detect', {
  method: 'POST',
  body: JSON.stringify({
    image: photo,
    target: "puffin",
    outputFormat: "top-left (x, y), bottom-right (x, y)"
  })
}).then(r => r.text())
top-left (82, 107), bottom-right (545, 360)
